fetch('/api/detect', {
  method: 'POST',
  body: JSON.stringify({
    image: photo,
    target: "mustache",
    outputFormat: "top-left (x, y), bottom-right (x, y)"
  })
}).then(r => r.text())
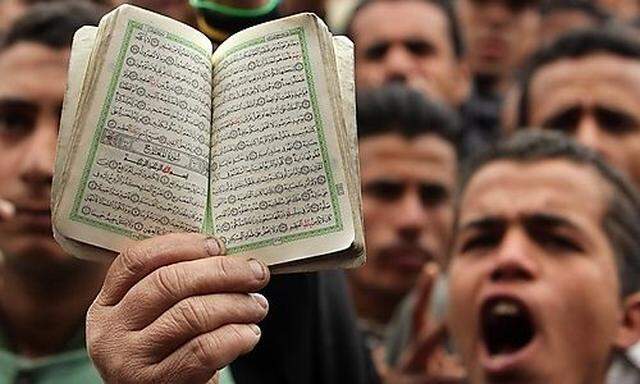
top-left (378, 243), bottom-right (437, 262)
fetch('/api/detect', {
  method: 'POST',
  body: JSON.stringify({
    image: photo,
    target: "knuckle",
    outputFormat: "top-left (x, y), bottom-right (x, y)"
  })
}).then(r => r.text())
top-left (213, 257), bottom-right (233, 281)
top-left (152, 266), bottom-right (182, 300)
top-left (191, 335), bottom-right (221, 369)
top-left (175, 298), bottom-right (208, 333)
top-left (119, 246), bottom-right (148, 278)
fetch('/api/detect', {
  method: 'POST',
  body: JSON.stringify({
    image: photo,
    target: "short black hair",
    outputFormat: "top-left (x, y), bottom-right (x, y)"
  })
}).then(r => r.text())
top-left (0, 0), bottom-right (106, 52)
top-left (540, 0), bottom-right (610, 23)
top-left (357, 85), bottom-right (462, 152)
top-left (458, 130), bottom-right (640, 298)
top-left (344, 0), bottom-right (464, 59)
top-left (516, 27), bottom-right (640, 128)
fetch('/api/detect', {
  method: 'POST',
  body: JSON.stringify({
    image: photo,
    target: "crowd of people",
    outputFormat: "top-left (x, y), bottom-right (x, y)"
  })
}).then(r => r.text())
top-left (1, 0), bottom-right (640, 383)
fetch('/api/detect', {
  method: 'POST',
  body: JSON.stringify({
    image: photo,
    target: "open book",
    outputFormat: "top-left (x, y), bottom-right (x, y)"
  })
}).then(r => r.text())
top-left (52, 5), bottom-right (364, 273)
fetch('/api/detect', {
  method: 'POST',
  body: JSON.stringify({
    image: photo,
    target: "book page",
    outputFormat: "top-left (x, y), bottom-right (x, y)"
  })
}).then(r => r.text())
top-left (272, 36), bottom-right (365, 274)
top-left (53, 26), bottom-right (98, 206)
top-left (210, 14), bottom-right (355, 265)
top-left (55, 5), bottom-right (213, 252)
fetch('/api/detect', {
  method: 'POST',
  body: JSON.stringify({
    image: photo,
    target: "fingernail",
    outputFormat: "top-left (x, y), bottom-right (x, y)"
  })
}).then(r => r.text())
top-left (250, 324), bottom-right (261, 336)
top-left (251, 293), bottom-right (269, 309)
top-left (249, 259), bottom-right (266, 280)
top-left (205, 237), bottom-right (222, 256)
top-left (0, 200), bottom-right (15, 218)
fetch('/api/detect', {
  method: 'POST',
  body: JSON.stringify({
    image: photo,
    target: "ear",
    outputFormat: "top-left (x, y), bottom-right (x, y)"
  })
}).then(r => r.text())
top-left (615, 292), bottom-right (640, 350)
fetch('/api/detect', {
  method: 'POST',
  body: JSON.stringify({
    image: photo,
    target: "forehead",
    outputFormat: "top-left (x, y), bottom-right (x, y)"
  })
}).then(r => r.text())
top-left (359, 133), bottom-right (457, 182)
top-left (352, 1), bottom-right (450, 44)
top-left (460, 159), bottom-right (611, 226)
top-left (529, 54), bottom-right (640, 117)
top-left (0, 43), bottom-right (70, 101)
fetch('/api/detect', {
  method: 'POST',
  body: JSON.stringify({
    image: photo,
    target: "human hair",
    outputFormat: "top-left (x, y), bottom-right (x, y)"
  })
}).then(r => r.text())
top-left (516, 27), bottom-right (640, 128)
top-left (344, 0), bottom-right (464, 59)
top-left (357, 85), bottom-right (462, 152)
top-left (0, 0), bottom-right (106, 53)
top-left (540, 0), bottom-right (610, 23)
top-left (458, 130), bottom-right (640, 298)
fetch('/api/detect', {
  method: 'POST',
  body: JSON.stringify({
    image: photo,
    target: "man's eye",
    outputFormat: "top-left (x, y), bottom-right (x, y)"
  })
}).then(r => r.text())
top-left (420, 184), bottom-right (448, 207)
top-left (595, 108), bottom-right (639, 135)
top-left (541, 107), bottom-right (581, 135)
top-left (405, 40), bottom-right (434, 57)
top-left (363, 180), bottom-right (404, 202)
top-left (460, 233), bottom-right (500, 253)
top-left (532, 231), bottom-right (583, 253)
top-left (364, 42), bottom-right (389, 61)
top-left (0, 112), bottom-right (34, 137)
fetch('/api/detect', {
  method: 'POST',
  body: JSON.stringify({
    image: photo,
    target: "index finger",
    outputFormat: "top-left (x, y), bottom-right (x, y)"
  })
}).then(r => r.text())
top-left (412, 263), bottom-right (439, 336)
top-left (399, 323), bottom-right (448, 373)
top-left (97, 233), bottom-right (226, 306)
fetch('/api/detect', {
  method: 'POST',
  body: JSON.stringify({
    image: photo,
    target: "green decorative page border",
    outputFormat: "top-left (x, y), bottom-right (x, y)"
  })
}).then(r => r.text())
top-left (69, 20), bottom-right (210, 238)
top-left (213, 27), bottom-right (345, 254)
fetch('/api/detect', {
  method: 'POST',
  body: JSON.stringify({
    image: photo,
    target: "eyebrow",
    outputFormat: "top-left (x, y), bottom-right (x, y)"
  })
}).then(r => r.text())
top-left (0, 98), bottom-right (39, 111)
top-left (523, 213), bottom-right (580, 232)
top-left (460, 213), bottom-right (579, 232)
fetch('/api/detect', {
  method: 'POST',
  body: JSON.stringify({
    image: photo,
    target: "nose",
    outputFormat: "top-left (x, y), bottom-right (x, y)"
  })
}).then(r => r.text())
top-left (490, 228), bottom-right (538, 283)
top-left (20, 115), bottom-right (56, 189)
top-left (575, 114), bottom-right (610, 161)
top-left (383, 45), bottom-right (415, 84)
top-left (395, 189), bottom-right (428, 242)
top-left (484, 1), bottom-right (512, 25)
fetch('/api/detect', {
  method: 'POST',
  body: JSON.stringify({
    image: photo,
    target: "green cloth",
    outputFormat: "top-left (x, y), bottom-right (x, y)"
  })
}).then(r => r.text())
top-left (219, 366), bottom-right (236, 384)
top-left (0, 325), bottom-right (101, 384)
top-left (0, 326), bottom-right (236, 384)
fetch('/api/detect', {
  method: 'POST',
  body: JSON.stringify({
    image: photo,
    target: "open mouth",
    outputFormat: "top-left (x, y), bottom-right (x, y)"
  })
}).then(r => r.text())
top-left (481, 297), bottom-right (536, 357)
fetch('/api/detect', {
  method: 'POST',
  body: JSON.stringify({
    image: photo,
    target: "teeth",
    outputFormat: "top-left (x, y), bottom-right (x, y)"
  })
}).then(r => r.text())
top-left (492, 301), bottom-right (520, 317)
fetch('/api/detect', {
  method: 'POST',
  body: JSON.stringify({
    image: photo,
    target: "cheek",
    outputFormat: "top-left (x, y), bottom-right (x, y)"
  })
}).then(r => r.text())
top-left (544, 262), bottom-right (621, 354)
top-left (0, 146), bottom-right (23, 192)
top-left (355, 62), bottom-right (384, 85)
top-left (448, 260), bottom-right (480, 333)
top-left (363, 200), bottom-right (395, 258)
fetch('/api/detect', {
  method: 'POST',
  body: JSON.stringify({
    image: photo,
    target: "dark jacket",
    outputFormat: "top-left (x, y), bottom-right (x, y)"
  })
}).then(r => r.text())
top-left (231, 271), bottom-right (380, 384)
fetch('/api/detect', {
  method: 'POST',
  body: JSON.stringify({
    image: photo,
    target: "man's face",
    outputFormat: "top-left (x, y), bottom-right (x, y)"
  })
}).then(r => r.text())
top-left (528, 54), bottom-right (640, 190)
top-left (448, 159), bottom-right (622, 384)
top-left (351, 133), bottom-right (457, 297)
top-left (596, 0), bottom-right (640, 20)
top-left (352, 0), bottom-right (468, 106)
top-left (0, 43), bottom-right (68, 262)
top-left (457, 0), bottom-right (540, 80)
top-left (540, 10), bottom-right (600, 47)
top-left (0, 0), bottom-right (26, 34)
top-left (111, 0), bottom-right (194, 24)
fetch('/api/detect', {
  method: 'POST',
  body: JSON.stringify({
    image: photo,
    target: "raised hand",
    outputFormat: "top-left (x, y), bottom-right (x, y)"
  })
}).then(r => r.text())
top-left (385, 264), bottom-right (466, 384)
top-left (86, 233), bottom-right (270, 384)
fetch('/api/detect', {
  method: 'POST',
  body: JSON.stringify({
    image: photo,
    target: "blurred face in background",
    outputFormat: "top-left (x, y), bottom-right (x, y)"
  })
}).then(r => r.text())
top-left (448, 159), bottom-right (626, 384)
top-left (596, 0), bottom-right (640, 20)
top-left (457, 0), bottom-right (540, 83)
top-left (351, 133), bottom-right (457, 298)
top-left (0, 0), bottom-right (27, 34)
top-left (527, 54), bottom-right (640, 190)
top-left (111, 0), bottom-right (195, 23)
top-left (351, 0), bottom-right (469, 106)
top-left (0, 43), bottom-right (68, 263)
top-left (539, 9), bottom-right (602, 47)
